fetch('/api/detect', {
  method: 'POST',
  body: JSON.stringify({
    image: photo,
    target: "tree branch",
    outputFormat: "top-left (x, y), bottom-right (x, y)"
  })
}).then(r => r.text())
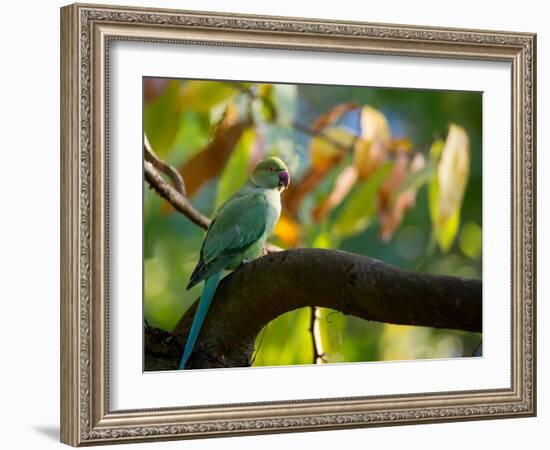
top-left (143, 136), bottom-right (282, 254)
top-left (144, 159), bottom-right (211, 230)
top-left (144, 248), bottom-right (481, 371)
top-left (234, 83), bottom-right (356, 154)
top-left (144, 134), bottom-right (187, 196)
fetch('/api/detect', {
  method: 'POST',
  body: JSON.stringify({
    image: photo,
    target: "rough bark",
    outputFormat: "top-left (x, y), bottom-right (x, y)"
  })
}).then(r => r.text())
top-left (144, 248), bottom-right (481, 371)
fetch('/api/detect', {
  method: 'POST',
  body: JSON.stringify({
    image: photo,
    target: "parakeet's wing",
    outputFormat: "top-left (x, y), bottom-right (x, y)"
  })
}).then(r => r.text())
top-left (187, 191), bottom-right (268, 288)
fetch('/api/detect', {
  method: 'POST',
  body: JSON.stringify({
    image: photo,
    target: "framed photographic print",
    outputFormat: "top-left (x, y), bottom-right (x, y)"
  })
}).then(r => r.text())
top-left (60, 3), bottom-right (536, 446)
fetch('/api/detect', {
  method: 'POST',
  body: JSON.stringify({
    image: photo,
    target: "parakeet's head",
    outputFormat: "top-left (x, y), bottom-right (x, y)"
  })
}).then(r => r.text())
top-left (251, 157), bottom-right (290, 192)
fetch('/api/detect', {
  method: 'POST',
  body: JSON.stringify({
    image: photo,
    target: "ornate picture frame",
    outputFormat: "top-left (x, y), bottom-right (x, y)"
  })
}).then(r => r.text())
top-left (60, 3), bottom-right (536, 446)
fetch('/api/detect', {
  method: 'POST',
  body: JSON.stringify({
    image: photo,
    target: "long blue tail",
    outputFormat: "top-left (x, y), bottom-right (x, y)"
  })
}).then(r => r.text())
top-left (179, 271), bottom-right (222, 370)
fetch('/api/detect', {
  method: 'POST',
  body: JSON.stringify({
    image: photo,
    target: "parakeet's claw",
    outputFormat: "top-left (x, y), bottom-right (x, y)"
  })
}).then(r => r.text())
top-left (240, 259), bottom-right (250, 266)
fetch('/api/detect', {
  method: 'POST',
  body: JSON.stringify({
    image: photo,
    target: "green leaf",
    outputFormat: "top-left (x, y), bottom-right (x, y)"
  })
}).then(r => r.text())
top-left (459, 222), bottom-right (482, 259)
top-left (393, 158), bottom-right (435, 201)
top-left (332, 162), bottom-right (393, 238)
top-left (215, 128), bottom-right (255, 208)
top-left (430, 138), bottom-right (445, 159)
top-left (144, 80), bottom-right (182, 156)
top-left (170, 111), bottom-right (209, 165)
top-left (179, 80), bottom-right (236, 113)
top-left (209, 98), bottom-right (233, 127)
top-left (312, 230), bottom-right (335, 249)
top-left (428, 171), bottom-right (440, 226)
top-left (427, 138), bottom-right (447, 227)
top-left (252, 308), bottom-right (312, 366)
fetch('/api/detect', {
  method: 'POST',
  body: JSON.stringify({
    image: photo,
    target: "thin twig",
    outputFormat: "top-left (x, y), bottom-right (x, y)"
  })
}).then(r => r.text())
top-left (234, 85), bottom-right (346, 361)
top-left (144, 134), bottom-right (187, 196)
top-left (144, 159), bottom-right (211, 230)
top-left (293, 121), bottom-right (357, 154)
top-left (143, 135), bottom-right (283, 251)
top-left (309, 306), bottom-right (327, 364)
top-left (233, 83), bottom-right (355, 154)
top-left (147, 248), bottom-right (482, 370)
top-left (250, 324), bottom-right (269, 366)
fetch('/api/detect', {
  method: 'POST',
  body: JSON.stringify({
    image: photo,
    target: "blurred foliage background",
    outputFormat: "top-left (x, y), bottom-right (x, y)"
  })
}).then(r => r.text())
top-left (143, 77), bottom-right (482, 367)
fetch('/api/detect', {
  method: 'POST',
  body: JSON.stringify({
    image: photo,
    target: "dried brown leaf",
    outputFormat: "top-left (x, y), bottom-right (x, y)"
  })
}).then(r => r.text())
top-left (310, 102), bottom-right (359, 133)
top-left (312, 166), bottom-right (358, 222)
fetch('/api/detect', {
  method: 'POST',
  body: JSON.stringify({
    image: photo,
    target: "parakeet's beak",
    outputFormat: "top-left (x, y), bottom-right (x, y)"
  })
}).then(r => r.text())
top-left (278, 171), bottom-right (290, 190)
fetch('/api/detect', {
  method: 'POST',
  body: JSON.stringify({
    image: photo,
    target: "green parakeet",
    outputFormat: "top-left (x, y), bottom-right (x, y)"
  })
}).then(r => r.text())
top-left (179, 156), bottom-right (290, 369)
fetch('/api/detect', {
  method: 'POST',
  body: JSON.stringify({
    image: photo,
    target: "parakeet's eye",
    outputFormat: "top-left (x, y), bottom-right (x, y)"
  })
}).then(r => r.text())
top-left (268, 167), bottom-right (275, 172)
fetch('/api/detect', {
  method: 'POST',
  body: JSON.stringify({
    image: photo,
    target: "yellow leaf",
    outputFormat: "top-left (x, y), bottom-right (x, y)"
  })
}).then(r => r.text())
top-left (437, 207), bottom-right (461, 252)
top-left (437, 124), bottom-right (470, 223)
top-left (428, 170), bottom-right (440, 226)
top-left (353, 138), bottom-right (383, 178)
top-left (178, 80), bottom-right (236, 113)
top-left (256, 83), bottom-right (273, 97)
top-left (391, 137), bottom-right (413, 153)
top-left (427, 126), bottom-right (470, 252)
top-left (459, 222), bottom-right (482, 259)
top-left (354, 106), bottom-right (391, 177)
top-left (309, 127), bottom-right (355, 168)
top-left (360, 106), bottom-right (391, 142)
top-left (430, 138), bottom-right (445, 159)
top-left (312, 231), bottom-right (333, 249)
top-left (310, 127), bottom-right (355, 168)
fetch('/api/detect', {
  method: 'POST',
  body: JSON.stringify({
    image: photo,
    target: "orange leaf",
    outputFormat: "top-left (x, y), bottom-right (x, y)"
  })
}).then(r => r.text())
top-left (144, 78), bottom-right (170, 104)
top-left (378, 152), bottom-right (409, 210)
top-left (377, 151), bottom-right (424, 241)
top-left (159, 106), bottom-right (251, 214)
top-left (354, 139), bottom-right (389, 179)
top-left (390, 137), bottom-right (413, 153)
top-left (273, 212), bottom-right (301, 247)
top-left (285, 127), bottom-right (354, 215)
top-left (283, 154), bottom-right (343, 216)
top-left (379, 190), bottom-right (416, 242)
top-left (179, 106), bottom-right (249, 197)
top-left (353, 106), bottom-right (391, 178)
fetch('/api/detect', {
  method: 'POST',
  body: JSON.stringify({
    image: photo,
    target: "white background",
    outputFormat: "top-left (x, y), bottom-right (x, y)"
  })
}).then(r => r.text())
top-left (0, 0), bottom-right (546, 449)
top-left (111, 42), bottom-right (511, 409)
